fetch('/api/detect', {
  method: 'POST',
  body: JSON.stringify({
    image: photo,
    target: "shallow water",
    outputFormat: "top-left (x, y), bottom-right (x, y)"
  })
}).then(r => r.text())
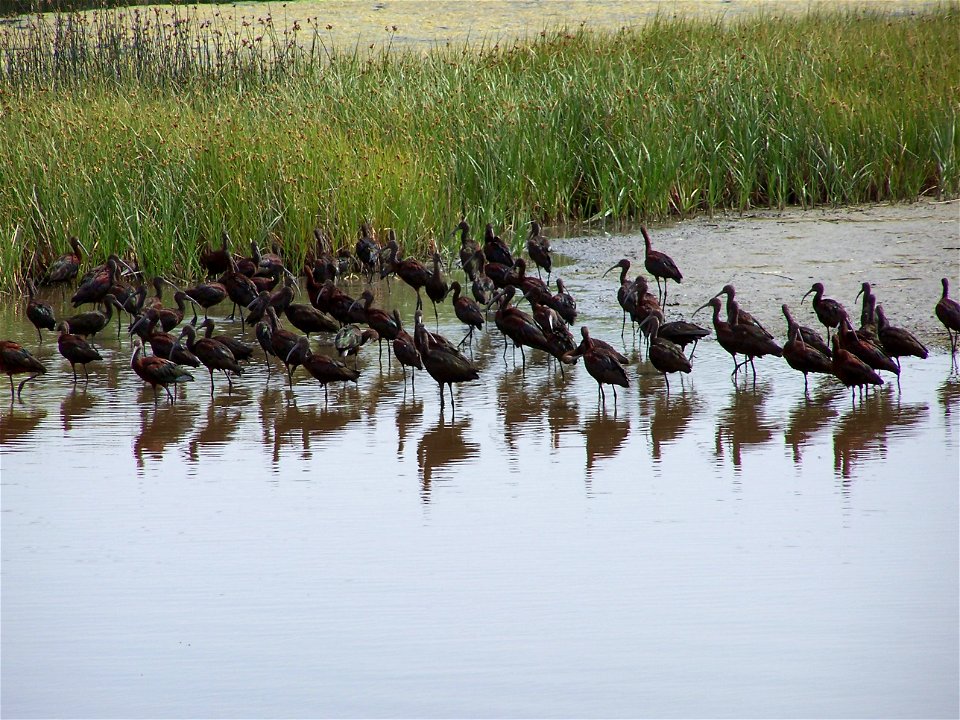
top-left (2, 203), bottom-right (959, 718)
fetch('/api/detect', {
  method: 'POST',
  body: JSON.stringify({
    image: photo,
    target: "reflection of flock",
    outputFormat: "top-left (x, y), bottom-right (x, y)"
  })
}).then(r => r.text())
top-left (1, 221), bottom-right (959, 483)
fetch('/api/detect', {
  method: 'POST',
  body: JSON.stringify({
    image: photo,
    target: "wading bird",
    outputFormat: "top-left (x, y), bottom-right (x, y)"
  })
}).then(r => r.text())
top-left (781, 305), bottom-right (833, 393)
top-left (43, 235), bottom-right (85, 285)
top-left (56, 321), bottom-right (102, 384)
top-left (287, 335), bottom-right (360, 402)
top-left (130, 337), bottom-right (194, 405)
top-left (25, 278), bottom-right (56, 343)
top-left (638, 315), bottom-right (692, 393)
top-left (641, 226), bottom-right (682, 306)
top-left (875, 305), bottom-right (928, 372)
top-left (802, 282), bottom-right (847, 341)
top-left (0, 340), bottom-right (46, 401)
top-left (562, 326), bottom-right (629, 406)
top-left (414, 307), bottom-right (479, 411)
top-left (526, 219), bottom-right (552, 281)
top-left (180, 324), bottom-right (243, 396)
top-left (935, 277), bottom-right (960, 357)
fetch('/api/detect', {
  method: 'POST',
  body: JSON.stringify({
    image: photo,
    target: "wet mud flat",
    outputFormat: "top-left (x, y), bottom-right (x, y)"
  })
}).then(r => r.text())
top-left (1, 201), bottom-right (958, 718)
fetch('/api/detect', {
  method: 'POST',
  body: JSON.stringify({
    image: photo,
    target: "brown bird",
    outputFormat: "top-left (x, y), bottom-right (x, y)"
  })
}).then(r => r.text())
top-left (424, 246), bottom-right (450, 327)
top-left (453, 219), bottom-right (481, 281)
top-left (180, 324), bottom-right (243, 395)
top-left (655, 313), bottom-right (711, 358)
top-left (526, 219), bottom-right (552, 281)
top-left (639, 315), bottom-right (692, 393)
top-left (781, 305), bottom-right (833, 393)
top-left (25, 278), bottom-right (56, 343)
top-left (335, 324), bottom-right (379, 368)
top-left (935, 277), bottom-right (960, 356)
top-left (199, 231), bottom-right (231, 277)
top-left (0, 340), bottom-right (46, 401)
top-left (641, 226), bottom-right (682, 307)
top-left (713, 284), bottom-right (773, 338)
top-left (129, 337), bottom-right (194, 405)
top-left (56, 321), bottom-right (102, 383)
top-left (129, 310), bottom-right (201, 368)
top-left (483, 222), bottom-right (514, 267)
top-left (603, 259), bottom-right (640, 336)
top-left (182, 280), bottom-right (227, 321)
top-left (198, 318), bottom-right (255, 361)
top-left (221, 257), bottom-right (259, 323)
top-left (831, 335), bottom-right (883, 401)
top-left (546, 278), bottom-right (577, 326)
top-left (802, 282), bottom-right (847, 340)
top-left (43, 235), bottom-right (85, 285)
top-left (562, 326), bottom-right (629, 405)
top-left (355, 222), bottom-right (380, 282)
top-left (414, 308), bottom-right (480, 411)
top-left (838, 317), bottom-right (899, 378)
top-left (287, 335), bottom-right (360, 402)
top-left (392, 309), bottom-right (423, 391)
top-left (70, 256), bottom-right (126, 307)
top-left (385, 231), bottom-right (431, 303)
top-left (875, 305), bottom-right (928, 372)
top-left (449, 281), bottom-right (484, 347)
top-left (491, 285), bottom-right (553, 371)
top-left (63, 294), bottom-right (119, 339)
top-left (265, 307), bottom-right (303, 387)
top-left (694, 296), bottom-right (741, 376)
top-left (854, 281), bottom-right (878, 342)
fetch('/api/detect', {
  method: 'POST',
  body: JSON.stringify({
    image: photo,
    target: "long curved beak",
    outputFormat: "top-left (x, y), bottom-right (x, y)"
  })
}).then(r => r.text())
top-left (692, 301), bottom-right (711, 316)
top-left (801, 288), bottom-right (814, 302)
top-left (854, 286), bottom-right (866, 302)
top-left (128, 315), bottom-right (147, 334)
top-left (601, 264), bottom-right (622, 278)
top-left (285, 340), bottom-right (305, 364)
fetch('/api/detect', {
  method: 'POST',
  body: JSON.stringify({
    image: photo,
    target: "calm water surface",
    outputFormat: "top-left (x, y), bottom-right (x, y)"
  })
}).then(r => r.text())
top-left (2, 208), bottom-right (958, 718)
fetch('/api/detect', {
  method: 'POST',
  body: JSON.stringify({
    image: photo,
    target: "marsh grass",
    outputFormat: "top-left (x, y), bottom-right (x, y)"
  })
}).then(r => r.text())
top-left (0, 4), bottom-right (957, 288)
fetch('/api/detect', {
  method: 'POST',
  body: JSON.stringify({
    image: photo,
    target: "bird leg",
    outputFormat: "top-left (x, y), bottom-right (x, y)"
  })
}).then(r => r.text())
top-left (16, 374), bottom-right (39, 401)
top-left (71, 364), bottom-right (78, 384)
top-left (165, 384), bottom-right (175, 405)
top-left (208, 368), bottom-right (215, 396)
top-left (7, 375), bottom-right (13, 402)
top-left (36, 326), bottom-right (42, 343)
top-left (664, 373), bottom-right (670, 394)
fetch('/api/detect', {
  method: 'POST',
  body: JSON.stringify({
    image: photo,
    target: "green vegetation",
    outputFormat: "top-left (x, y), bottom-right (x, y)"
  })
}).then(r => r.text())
top-left (0, 4), bottom-right (957, 288)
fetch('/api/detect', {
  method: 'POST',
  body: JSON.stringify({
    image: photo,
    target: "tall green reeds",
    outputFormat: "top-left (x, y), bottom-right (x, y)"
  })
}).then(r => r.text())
top-left (0, 5), bottom-right (957, 288)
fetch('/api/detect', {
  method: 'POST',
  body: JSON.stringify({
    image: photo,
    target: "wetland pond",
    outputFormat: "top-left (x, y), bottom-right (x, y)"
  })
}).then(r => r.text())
top-left (2, 202), bottom-right (958, 718)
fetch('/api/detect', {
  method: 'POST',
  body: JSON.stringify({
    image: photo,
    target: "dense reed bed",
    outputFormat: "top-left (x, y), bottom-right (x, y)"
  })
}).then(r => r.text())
top-left (0, 4), bottom-right (957, 289)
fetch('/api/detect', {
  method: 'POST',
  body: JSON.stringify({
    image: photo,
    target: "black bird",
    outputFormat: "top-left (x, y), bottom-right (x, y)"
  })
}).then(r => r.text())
top-left (875, 305), bottom-right (928, 372)
top-left (25, 278), bottom-right (56, 343)
top-left (287, 335), bottom-right (360, 402)
top-left (562, 327), bottom-right (629, 405)
top-left (638, 315), bottom-right (692, 393)
top-left (43, 235), bottom-right (85, 285)
top-left (414, 308), bottom-right (479, 411)
top-left (545, 278), bottom-right (577, 326)
top-left (449, 281), bottom-right (484, 348)
top-left (483, 223), bottom-right (514, 267)
top-left (356, 222), bottom-right (380, 282)
top-left (180, 324), bottom-right (243, 395)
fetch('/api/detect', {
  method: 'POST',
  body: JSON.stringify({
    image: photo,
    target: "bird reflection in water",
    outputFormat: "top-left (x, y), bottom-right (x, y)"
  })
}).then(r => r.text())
top-left (60, 388), bottom-right (98, 432)
top-left (583, 407), bottom-right (630, 487)
top-left (547, 390), bottom-right (579, 452)
top-left (268, 395), bottom-right (360, 466)
top-left (642, 384), bottom-right (702, 463)
top-left (186, 401), bottom-right (243, 463)
top-left (133, 401), bottom-right (197, 469)
top-left (833, 386), bottom-right (928, 482)
top-left (417, 413), bottom-right (478, 502)
top-left (937, 376), bottom-right (960, 423)
top-left (395, 395), bottom-right (423, 457)
top-left (0, 406), bottom-right (47, 446)
top-left (498, 366), bottom-right (547, 457)
top-left (784, 384), bottom-right (843, 465)
top-left (714, 381), bottom-right (778, 473)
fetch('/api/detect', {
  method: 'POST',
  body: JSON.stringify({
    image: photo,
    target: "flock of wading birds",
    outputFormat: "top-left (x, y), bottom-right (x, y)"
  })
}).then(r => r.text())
top-left (2, 220), bottom-right (959, 409)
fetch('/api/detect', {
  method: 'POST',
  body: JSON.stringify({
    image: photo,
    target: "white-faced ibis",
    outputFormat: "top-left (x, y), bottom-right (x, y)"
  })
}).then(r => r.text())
top-left (310, 229), bottom-right (341, 285)
top-left (603, 258), bottom-right (640, 336)
top-left (483, 222), bottom-right (514, 267)
top-left (780, 304), bottom-right (831, 358)
top-left (640, 226), bottom-right (682, 307)
top-left (245, 291), bottom-right (273, 327)
top-left (43, 235), bottom-right (85, 285)
top-left (524, 291), bottom-right (576, 373)
top-left (453, 219), bottom-right (481, 281)
top-left (392, 309), bottom-right (423, 391)
top-left (199, 231), bottom-right (231, 277)
top-left (182, 279), bottom-right (227, 320)
top-left (729, 310), bottom-right (783, 380)
top-left (286, 335), bottom-right (360, 402)
top-left (254, 236), bottom-right (285, 276)
top-left (350, 290), bottom-right (400, 363)
top-left (180, 324), bottom-right (243, 395)
top-left (446, 281), bottom-right (485, 348)
top-left (335, 324), bottom-right (379, 368)
top-left (356, 222), bottom-right (380, 282)
top-left (802, 282), bottom-right (847, 340)
top-left (831, 335), bottom-right (883, 401)
top-left (854, 281), bottom-right (878, 341)
top-left (638, 315), bottom-right (692, 393)
top-left (562, 326), bottom-right (629, 405)
top-left (25, 278), bottom-right (56, 343)
top-left (0, 340), bottom-right (47, 401)
top-left (221, 256), bottom-right (259, 322)
top-left (129, 310), bottom-right (201, 368)
top-left (255, 320), bottom-right (275, 374)
top-left (71, 256), bottom-right (123, 307)
top-left (935, 277), bottom-right (960, 356)
top-left (491, 285), bottom-right (553, 371)
top-left (384, 231), bottom-right (430, 303)
top-left (130, 337), bottom-right (194, 405)
top-left (56, 321), bottom-right (102, 384)
top-left (838, 317), bottom-right (899, 378)
top-left (526, 219), bottom-right (552, 281)
top-left (513, 258), bottom-right (551, 306)
top-left (694, 296), bottom-right (743, 377)
top-left (285, 298), bottom-right (338, 338)
top-left (546, 278), bottom-right (577, 326)
top-left (655, 313), bottom-right (711, 358)
top-left (425, 246), bottom-right (450, 327)
top-left (781, 305), bottom-right (833, 392)
top-left (198, 318), bottom-right (255, 361)
top-left (632, 275), bottom-right (663, 339)
top-left (265, 306), bottom-right (303, 387)
top-left (64, 293), bottom-right (119, 339)
top-left (414, 307), bottom-right (479, 411)
top-left (875, 305), bottom-right (928, 372)
top-left (712, 284), bottom-right (773, 338)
